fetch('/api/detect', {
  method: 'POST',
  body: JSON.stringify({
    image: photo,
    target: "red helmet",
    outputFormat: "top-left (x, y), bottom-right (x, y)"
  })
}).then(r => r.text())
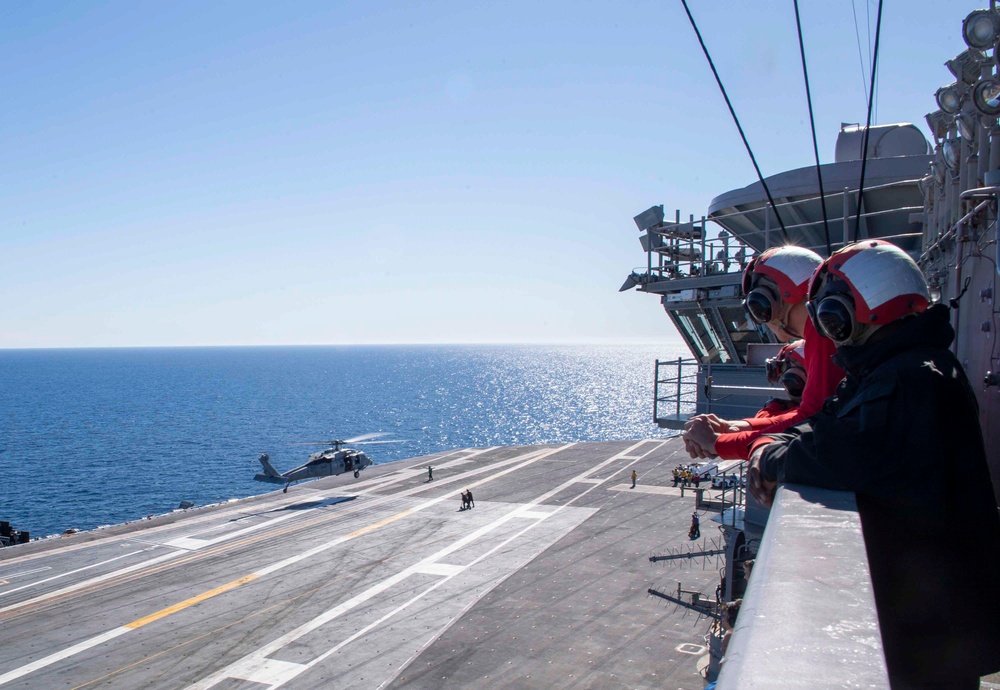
top-left (742, 246), bottom-right (823, 325)
top-left (807, 240), bottom-right (929, 346)
top-left (765, 339), bottom-right (807, 399)
top-left (779, 339), bottom-right (806, 368)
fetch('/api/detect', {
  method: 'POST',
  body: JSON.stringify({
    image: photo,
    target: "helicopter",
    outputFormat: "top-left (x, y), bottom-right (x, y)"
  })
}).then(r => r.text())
top-left (254, 433), bottom-right (396, 492)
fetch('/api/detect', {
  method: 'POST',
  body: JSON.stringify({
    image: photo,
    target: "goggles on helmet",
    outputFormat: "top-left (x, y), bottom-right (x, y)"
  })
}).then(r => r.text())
top-left (779, 368), bottom-right (806, 399)
top-left (764, 354), bottom-right (807, 398)
top-left (806, 274), bottom-right (857, 345)
top-left (744, 285), bottom-right (779, 325)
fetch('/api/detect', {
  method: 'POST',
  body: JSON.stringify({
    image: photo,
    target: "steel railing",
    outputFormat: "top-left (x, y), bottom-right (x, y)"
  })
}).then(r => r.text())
top-left (653, 357), bottom-right (700, 425)
top-left (636, 178), bottom-right (927, 286)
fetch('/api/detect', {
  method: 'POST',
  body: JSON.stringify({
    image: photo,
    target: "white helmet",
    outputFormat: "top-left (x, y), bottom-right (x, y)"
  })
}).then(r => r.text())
top-left (742, 246), bottom-right (824, 326)
top-left (807, 240), bottom-right (930, 346)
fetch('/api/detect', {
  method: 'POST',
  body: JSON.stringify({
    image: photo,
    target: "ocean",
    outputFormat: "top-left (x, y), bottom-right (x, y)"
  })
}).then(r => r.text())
top-left (0, 344), bottom-right (686, 539)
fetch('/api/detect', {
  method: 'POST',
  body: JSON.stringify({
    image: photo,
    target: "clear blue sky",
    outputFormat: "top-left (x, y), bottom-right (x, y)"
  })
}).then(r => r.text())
top-left (0, 1), bottom-right (975, 347)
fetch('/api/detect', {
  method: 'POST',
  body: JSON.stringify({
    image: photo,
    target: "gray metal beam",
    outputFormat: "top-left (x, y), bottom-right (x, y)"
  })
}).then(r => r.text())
top-left (638, 272), bottom-right (742, 294)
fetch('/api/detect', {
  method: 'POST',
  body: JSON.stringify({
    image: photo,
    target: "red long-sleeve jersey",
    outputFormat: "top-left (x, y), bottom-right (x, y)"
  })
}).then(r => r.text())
top-left (713, 318), bottom-right (844, 460)
top-left (752, 398), bottom-right (795, 418)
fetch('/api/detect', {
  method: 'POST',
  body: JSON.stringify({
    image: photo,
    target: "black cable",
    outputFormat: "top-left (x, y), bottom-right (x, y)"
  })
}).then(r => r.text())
top-left (793, 0), bottom-right (831, 255)
top-left (850, 0), bottom-right (869, 97)
top-left (852, 0), bottom-right (885, 242)
top-left (949, 276), bottom-right (972, 310)
top-left (679, 0), bottom-right (789, 243)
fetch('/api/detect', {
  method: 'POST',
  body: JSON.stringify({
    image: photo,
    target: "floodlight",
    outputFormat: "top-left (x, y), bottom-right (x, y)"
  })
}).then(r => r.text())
top-left (638, 232), bottom-right (664, 252)
top-left (619, 272), bottom-right (640, 292)
top-left (930, 159), bottom-right (946, 186)
top-left (633, 205), bottom-right (664, 233)
top-left (935, 82), bottom-right (964, 114)
top-left (947, 48), bottom-right (988, 85)
top-left (973, 78), bottom-right (1000, 116)
top-left (942, 138), bottom-right (961, 170)
top-left (963, 9), bottom-right (999, 49)
top-left (956, 110), bottom-right (977, 140)
top-left (925, 110), bottom-right (954, 141)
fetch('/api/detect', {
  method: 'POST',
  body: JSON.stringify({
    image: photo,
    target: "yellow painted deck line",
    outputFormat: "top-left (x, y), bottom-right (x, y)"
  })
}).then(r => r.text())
top-left (345, 510), bottom-right (414, 539)
top-left (124, 574), bottom-right (260, 630)
top-left (0, 443), bottom-right (579, 688)
top-left (123, 505), bottom-right (417, 632)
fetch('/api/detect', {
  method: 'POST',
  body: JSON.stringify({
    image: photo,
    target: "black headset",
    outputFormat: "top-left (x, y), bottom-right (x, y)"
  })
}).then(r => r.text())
top-left (779, 368), bottom-right (806, 399)
top-left (765, 353), bottom-right (807, 398)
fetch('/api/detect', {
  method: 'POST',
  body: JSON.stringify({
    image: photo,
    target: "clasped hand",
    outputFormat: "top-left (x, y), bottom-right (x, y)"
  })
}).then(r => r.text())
top-left (682, 414), bottom-right (729, 459)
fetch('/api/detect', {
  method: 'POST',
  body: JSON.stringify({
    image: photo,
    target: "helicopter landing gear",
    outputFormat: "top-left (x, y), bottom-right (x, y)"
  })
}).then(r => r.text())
top-left (283, 485), bottom-right (289, 493)
top-left (354, 470), bottom-right (360, 478)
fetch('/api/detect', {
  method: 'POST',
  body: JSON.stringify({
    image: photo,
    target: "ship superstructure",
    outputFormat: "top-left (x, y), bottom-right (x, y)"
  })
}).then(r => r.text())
top-left (621, 5), bottom-right (1000, 686)
top-left (623, 79), bottom-right (1000, 504)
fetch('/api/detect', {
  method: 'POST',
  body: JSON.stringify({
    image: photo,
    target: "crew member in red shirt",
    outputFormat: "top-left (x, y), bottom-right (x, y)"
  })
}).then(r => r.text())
top-left (683, 246), bottom-right (843, 460)
top-left (738, 339), bottom-right (806, 417)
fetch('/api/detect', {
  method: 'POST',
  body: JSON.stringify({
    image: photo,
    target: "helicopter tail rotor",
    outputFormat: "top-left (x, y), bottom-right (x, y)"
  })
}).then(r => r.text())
top-left (256, 453), bottom-right (282, 479)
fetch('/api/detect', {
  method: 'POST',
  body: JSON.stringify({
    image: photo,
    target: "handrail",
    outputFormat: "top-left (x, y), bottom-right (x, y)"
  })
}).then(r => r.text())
top-left (711, 460), bottom-right (746, 528)
top-left (707, 176), bottom-right (927, 222)
top-left (637, 178), bottom-right (926, 285)
top-left (654, 358), bottom-right (700, 424)
top-left (715, 484), bottom-right (888, 689)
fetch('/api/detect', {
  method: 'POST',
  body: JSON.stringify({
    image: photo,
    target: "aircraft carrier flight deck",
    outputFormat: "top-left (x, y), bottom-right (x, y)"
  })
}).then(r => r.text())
top-left (0, 438), bottom-right (723, 690)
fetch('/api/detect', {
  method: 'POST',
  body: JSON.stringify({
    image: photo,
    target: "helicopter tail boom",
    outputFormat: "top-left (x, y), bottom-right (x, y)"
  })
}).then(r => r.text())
top-left (254, 454), bottom-right (285, 484)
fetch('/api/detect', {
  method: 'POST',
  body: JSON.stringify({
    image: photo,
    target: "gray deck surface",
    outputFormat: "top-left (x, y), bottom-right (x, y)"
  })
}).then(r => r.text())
top-left (0, 438), bottom-right (725, 689)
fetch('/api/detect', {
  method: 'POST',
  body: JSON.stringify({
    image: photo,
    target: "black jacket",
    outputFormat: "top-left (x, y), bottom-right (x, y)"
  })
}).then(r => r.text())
top-left (759, 305), bottom-right (1000, 683)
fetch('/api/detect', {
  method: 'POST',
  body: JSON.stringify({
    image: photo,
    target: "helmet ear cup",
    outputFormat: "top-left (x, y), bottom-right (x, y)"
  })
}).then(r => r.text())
top-left (744, 285), bottom-right (778, 325)
top-left (813, 294), bottom-right (856, 344)
top-left (779, 369), bottom-right (806, 399)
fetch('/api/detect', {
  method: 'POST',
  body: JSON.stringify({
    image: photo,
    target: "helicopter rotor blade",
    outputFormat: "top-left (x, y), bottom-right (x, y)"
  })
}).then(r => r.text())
top-left (286, 433), bottom-right (396, 448)
top-left (342, 432), bottom-right (389, 444)
top-left (287, 440), bottom-right (346, 447)
top-left (352, 439), bottom-right (407, 445)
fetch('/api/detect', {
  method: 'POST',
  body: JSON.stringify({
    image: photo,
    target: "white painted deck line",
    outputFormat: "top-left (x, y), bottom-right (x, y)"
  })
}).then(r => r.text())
top-left (164, 496), bottom-right (357, 551)
top-left (0, 627), bottom-right (131, 686)
top-left (184, 440), bottom-right (664, 690)
top-left (0, 567), bottom-right (50, 580)
top-left (349, 447), bottom-right (497, 492)
top-left (232, 658), bottom-right (308, 686)
top-left (608, 483), bottom-right (721, 497)
top-left (0, 550), bottom-right (145, 600)
top-left (0, 550), bottom-right (183, 617)
top-left (517, 510), bottom-right (552, 519)
top-left (0, 445), bottom-right (576, 688)
top-left (414, 563), bottom-right (464, 577)
top-left (193, 502), bottom-right (589, 690)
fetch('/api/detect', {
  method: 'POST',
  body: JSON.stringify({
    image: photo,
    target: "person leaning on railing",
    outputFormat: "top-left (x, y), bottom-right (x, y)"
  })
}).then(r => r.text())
top-left (683, 246), bottom-right (844, 460)
top-left (746, 240), bottom-right (1000, 689)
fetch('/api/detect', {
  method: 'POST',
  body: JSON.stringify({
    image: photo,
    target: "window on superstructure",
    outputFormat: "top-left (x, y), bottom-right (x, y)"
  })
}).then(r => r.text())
top-left (698, 313), bottom-right (731, 364)
top-left (677, 313), bottom-right (710, 360)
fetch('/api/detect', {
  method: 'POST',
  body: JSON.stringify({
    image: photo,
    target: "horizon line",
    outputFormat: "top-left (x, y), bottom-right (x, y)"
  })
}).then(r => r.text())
top-left (0, 339), bottom-right (684, 352)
